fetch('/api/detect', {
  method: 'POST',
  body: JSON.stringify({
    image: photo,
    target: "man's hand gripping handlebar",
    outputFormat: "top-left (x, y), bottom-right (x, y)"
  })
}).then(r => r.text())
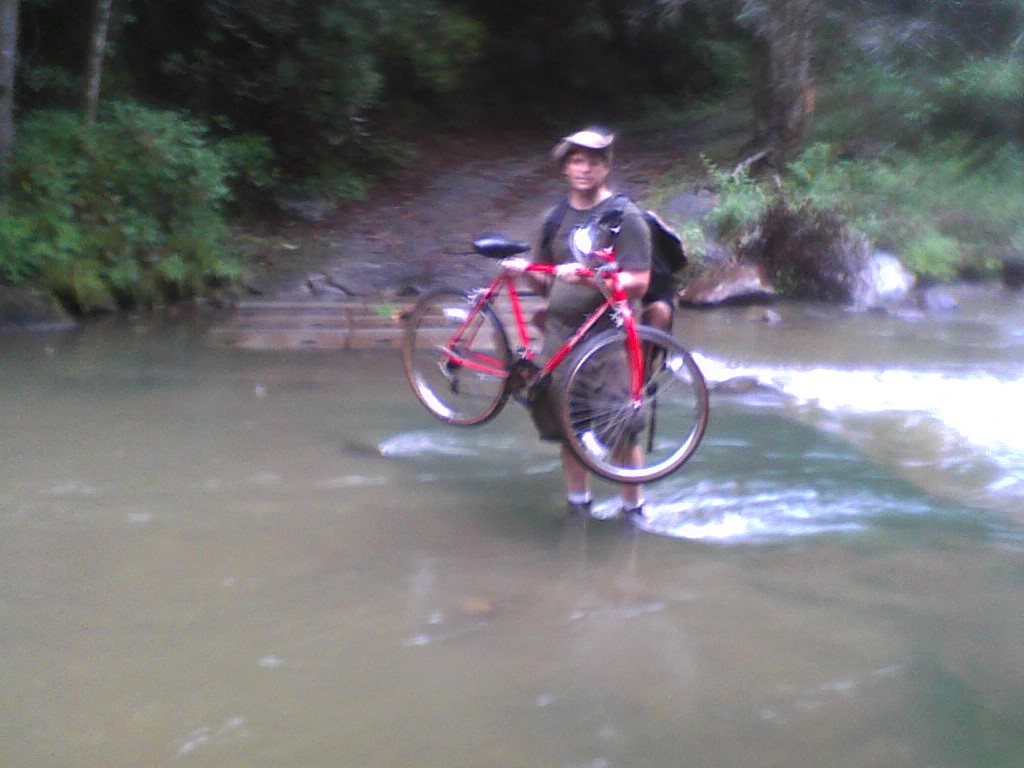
top-left (500, 250), bottom-right (618, 291)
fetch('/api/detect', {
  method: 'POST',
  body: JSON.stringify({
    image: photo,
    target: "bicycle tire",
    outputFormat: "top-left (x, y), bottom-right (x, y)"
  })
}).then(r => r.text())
top-left (402, 289), bottom-right (513, 426)
top-left (560, 325), bottom-right (709, 483)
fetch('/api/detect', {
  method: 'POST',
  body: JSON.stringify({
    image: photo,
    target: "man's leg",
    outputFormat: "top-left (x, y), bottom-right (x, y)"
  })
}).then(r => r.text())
top-left (614, 445), bottom-right (644, 515)
top-left (623, 297), bottom-right (671, 521)
top-left (560, 444), bottom-right (590, 496)
top-left (641, 299), bottom-right (673, 333)
top-left (560, 444), bottom-right (593, 514)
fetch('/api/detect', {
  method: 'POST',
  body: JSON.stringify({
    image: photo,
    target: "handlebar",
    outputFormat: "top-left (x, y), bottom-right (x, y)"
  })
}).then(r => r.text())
top-left (520, 247), bottom-right (619, 281)
top-left (527, 265), bottom-right (616, 282)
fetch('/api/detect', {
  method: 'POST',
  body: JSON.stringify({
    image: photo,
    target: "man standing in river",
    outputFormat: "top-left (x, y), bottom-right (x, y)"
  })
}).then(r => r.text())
top-left (501, 128), bottom-right (652, 520)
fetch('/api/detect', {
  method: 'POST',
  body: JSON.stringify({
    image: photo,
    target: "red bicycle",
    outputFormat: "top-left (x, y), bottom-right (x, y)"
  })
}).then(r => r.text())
top-left (401, 227), bottom-right (709, 484)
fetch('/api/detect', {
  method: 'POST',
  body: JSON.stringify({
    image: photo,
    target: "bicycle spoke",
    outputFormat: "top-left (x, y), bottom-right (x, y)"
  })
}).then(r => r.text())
top-left (560, 326), bottom-right (709, 483)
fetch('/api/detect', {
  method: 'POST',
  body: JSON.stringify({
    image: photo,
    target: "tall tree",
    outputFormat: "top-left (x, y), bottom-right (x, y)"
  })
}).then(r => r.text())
top-left (0, 0), bottom-right (18, 192)
top-left (656, 0), bottom-right (821, 160)
top-left (84, 0), bottom-right (113, 124)
top-left (742, 0), bottom-right (820, 158)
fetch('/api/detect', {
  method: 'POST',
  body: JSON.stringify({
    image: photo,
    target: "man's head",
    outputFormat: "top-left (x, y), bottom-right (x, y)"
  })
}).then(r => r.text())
top-left (552, 128), bottom-right (615, 167)
top-left (554, 128), bottom-right (615, 200)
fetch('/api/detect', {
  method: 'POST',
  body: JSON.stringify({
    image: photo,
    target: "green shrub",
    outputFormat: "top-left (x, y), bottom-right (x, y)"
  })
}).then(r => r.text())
top-left (900, 228), bottom-right (961, 281)
top-left (2, 103), bottom-right (243, 312)
top-left (676, 221), bottom-right (709, 262)
top-left (742, 198), bottom-right (868, 301)
top-left (701, 155), bottom-right (770, 249)
top-left (781, 141), bottom-right (1023, 281)
top-left (935, 55), bottom-right (1024, 140)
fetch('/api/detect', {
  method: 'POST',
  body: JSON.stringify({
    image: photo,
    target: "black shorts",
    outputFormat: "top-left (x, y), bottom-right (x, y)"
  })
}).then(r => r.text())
top-left (643, 270), bottom-right (677, 306)
top-left (527, 335), bottom-right (646, 447)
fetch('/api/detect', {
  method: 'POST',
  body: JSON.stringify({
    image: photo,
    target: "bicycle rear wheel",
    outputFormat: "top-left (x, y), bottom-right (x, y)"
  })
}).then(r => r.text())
top-left (403, 289), bottom-right (513, 426)
top-left (560, 326), bottom-right (709, 483)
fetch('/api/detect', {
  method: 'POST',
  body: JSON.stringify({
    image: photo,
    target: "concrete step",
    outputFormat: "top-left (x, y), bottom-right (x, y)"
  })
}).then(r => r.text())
top-left (208, 296), bottom-right (545, 350)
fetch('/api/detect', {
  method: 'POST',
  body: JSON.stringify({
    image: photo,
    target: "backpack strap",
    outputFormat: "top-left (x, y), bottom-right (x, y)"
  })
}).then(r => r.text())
top-left (541, 194), bottom-right (631, 257)
top-left (600, 193), bottom-right (630, 233)
top-left (539, 198), bottom-right (571, 259)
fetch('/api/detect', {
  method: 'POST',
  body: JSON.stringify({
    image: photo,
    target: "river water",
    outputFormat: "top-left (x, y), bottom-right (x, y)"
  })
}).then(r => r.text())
top-left (2, 287), bottom-right (1023, 768)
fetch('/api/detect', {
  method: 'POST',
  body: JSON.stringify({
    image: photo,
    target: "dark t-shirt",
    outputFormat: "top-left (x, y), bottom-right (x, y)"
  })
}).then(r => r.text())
top-left (535, 195), bottom-right (651, 359)
top-left (527, 195), bottom-right (651, 442)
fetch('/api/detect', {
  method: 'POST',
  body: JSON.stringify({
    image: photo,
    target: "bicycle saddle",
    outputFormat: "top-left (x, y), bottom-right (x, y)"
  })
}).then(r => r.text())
top-left (472, 234), bottom-right (530, 259)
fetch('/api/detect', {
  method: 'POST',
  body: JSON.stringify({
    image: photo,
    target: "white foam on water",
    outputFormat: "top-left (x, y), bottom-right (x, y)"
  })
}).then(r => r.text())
top-left (315, 475), bottom-right (389, 489)
top-left (379, 428), bottom-right (542, 463)
top-left (380, 430), bottom-right (492, 458)
top-left (696, 352), bottom-right (1024, 502)
top-left (637, 481), bottom-right (885, 542)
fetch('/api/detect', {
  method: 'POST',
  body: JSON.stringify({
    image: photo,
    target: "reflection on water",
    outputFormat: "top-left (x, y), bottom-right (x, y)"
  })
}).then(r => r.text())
top-left (1, 299), bottom-right (1023, 768)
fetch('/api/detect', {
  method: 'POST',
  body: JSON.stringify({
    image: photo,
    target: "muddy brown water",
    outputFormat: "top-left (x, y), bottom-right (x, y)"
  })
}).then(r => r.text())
top-left (2, 287), bottom-right (1023, 767)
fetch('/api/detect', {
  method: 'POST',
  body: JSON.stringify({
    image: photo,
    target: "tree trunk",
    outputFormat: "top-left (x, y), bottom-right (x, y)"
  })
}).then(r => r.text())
top-left (748, 0), bottom-right (819, 160)
top-left (84, 0), bottom-right (114, 124)
top-left (0, 0), bottom-right (19, 193)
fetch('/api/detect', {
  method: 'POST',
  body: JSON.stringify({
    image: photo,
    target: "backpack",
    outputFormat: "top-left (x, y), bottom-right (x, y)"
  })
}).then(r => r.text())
top-left (540, 193), bottom-right (687, 299)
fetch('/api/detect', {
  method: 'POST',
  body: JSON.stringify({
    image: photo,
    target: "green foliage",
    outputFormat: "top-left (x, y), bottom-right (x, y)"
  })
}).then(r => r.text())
top-left (215, 132), bottom-right (280, 210)
top-left (934, 55), bottom-right (1024, 141)
top-left (745, 197), bottom-right (867, 302)
top-left (379, 0), bottom-right (486, 96)
top-left (701, 155), bottom-right (770, 249)
top-left (780, 141), bottom-right (1021, 280)
top-left (676, 221), bottom-right (709, 262)
top-left (682, 128), bottom-right (1022, 286)
top-left (901, 229), bottom-right (961, 281)
top-left (127, 0), bottom-right (487, 184)
top-left (1, 103), bottom-right (241, 312)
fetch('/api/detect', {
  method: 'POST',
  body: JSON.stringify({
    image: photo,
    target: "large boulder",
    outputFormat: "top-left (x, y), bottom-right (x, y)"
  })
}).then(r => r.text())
top-left (0, 287), bottom-right (77, 331)
top-left (1002, 256), bottom-right (1024, 290)
top-left (677, 260), bottom-right (776, 306)
top-left (852, 251), bottom-right (916, 309)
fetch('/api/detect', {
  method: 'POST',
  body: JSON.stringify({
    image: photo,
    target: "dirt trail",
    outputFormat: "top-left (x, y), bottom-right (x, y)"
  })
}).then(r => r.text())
top-left (264, 125), bottom-right (714, 300)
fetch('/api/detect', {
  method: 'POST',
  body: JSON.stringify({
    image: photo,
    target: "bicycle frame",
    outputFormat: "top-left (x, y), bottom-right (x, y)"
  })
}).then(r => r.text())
top-left (442, 249), bottom-right (645, 402)
top-left (404, 235), bottom-right (710, 483)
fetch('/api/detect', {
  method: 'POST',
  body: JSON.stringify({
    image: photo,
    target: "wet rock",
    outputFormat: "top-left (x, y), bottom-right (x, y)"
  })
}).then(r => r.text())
top-left (276, 196), bottom-right (337, 223)
top-left (677, 261), bottom-right (776, 306)
top-left (746, 306), bottom-right (782, 324)
top-left (660, 189), bottom-right (718, 223)
top-left (306, 273), bottom-right (354, 297)
top-left (853, 252), bottom-right (916, 309)
top-left (916, 286), bottom-right (960, 312)
top-left (342, 440), bottom-right (383, 457)
top-left (0, 287), bottom-right (78, 331)
top-left (710, 375), bottom-right (763, 394)
top-left (1002, 256), bottom-right (1024, 290)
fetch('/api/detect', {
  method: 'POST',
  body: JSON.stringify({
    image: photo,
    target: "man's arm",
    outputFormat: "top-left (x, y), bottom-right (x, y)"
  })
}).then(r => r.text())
top-left (500, 257), bottom-right (554, 294)
top-left (553, 263), bottom-right (649, 298)
top-left (616, 268), bottom-right (650, 300)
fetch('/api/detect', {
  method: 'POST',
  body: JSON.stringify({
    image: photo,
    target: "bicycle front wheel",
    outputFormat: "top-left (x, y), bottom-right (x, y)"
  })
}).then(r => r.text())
top-left (402, 289), bottom-right (513, 426)
top-left (560, 326), bottom-right (709, 484)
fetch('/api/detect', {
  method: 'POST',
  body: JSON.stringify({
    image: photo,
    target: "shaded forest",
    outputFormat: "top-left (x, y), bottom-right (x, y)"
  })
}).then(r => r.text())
top-left (1, 0), bottom-right (1022, 312)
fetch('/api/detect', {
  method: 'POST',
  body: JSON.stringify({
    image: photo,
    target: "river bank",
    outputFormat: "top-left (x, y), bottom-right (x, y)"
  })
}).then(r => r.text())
top-left (4, 117), bottom-right (1020, 333)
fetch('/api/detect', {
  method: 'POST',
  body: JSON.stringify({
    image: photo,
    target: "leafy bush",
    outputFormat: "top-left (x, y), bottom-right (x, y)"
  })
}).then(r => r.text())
top-left (144, 0), bottom-right (485, 184)
top-left (701, 156), bottom-right (771, 249)
top-left (935, 55), bottom-right (1024, 141)
top-left (782, 141), bottom-right (1020, 280)
top-left (741, 198), bottom-right (869, 301)
top-left (1, 103), bottom-right (243, 312)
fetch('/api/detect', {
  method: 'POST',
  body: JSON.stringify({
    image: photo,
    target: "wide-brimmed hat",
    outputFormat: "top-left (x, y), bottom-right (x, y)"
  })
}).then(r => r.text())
top-left (552, 128), bottom-right (615, 163)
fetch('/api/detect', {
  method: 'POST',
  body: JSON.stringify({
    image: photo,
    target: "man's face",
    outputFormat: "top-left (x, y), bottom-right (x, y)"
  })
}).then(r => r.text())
top-left (563, 149), bottom-right (610, 195)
